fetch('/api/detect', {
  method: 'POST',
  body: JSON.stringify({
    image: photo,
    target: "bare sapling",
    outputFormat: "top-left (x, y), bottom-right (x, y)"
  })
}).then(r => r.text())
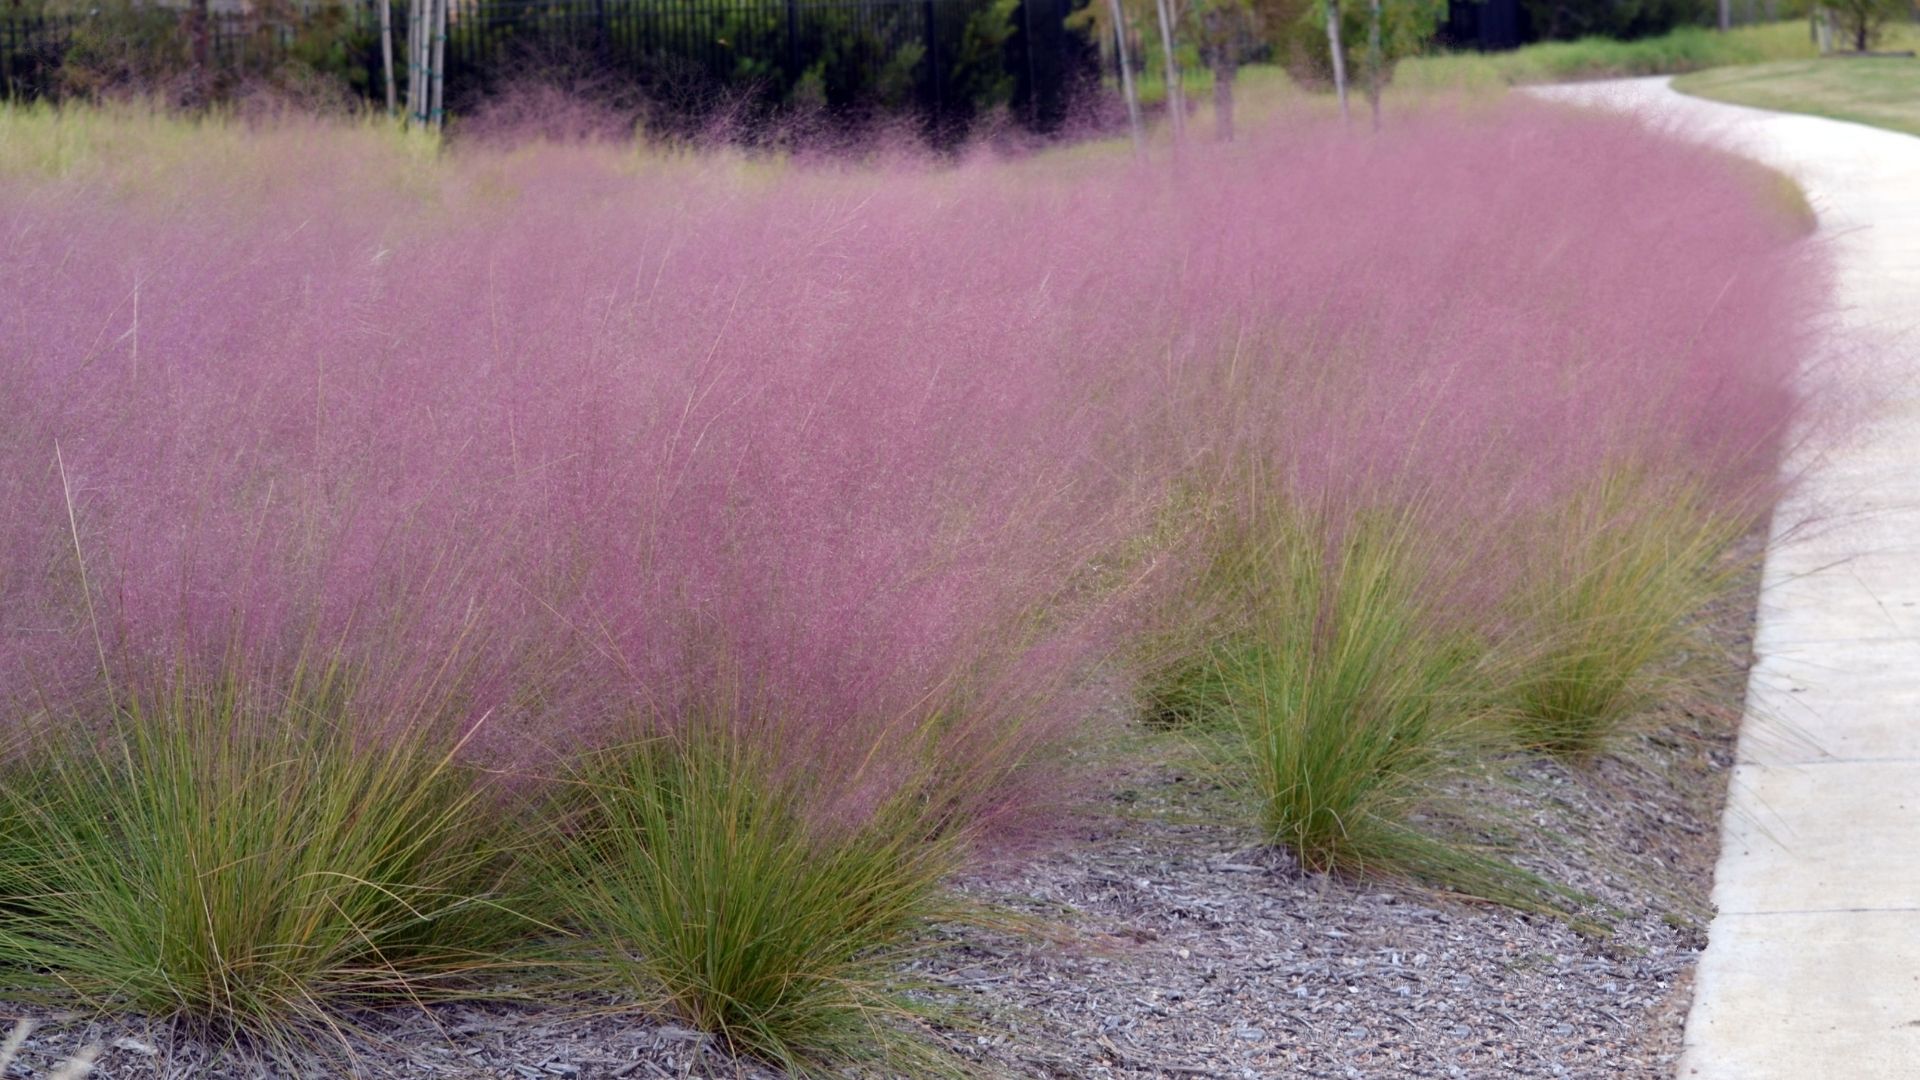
top-left (1366, 0), bottom-right (1383, 131)
top-left (429, 0), bottom-right (448, 131)
top-left (379, 0), bottom-right (397, 115)
top-left (1202, 2), bottom-right (1242, 142)
top-left (1110, 0), bottom-right (1145, 154)
top-left (1155, 0), bottom-right (1186, 144)
top-left (1326, 0), bottom-right (1350, 126)
top-left (406, 0), bottom-right (425, 123)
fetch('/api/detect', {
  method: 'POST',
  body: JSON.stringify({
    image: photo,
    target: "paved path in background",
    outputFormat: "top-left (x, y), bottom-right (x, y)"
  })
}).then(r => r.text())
top-left (1526, 77), bottom-right (1920, 1079)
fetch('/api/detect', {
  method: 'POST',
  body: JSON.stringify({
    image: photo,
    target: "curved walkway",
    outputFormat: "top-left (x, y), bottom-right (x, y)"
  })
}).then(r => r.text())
top-left (1526, 77), bottom-right (1920, 1079)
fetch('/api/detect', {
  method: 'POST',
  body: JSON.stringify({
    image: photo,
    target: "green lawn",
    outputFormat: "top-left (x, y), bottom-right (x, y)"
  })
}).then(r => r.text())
top-left (1673, 56), bottom-right (1920, 138)
top-left (1396, 21), bottom-right (1829, 91)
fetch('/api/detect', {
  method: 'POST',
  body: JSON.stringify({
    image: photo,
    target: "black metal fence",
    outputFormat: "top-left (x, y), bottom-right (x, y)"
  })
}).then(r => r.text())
top-left (0, 0), bottom-right (1089, 130)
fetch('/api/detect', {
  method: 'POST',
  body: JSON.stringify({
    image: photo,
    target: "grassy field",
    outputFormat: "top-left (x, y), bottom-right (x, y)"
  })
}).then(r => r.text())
top-left (1674, 56), bottom-right (1920, 137)
top-left (1398, 20), bottom-right (1852, 90)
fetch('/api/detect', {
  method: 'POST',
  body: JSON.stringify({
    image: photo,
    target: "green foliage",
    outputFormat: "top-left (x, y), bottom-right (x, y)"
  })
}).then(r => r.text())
top-left (461, 0), bottom-right (1019, 118)
top-left (1500, 473), bottom-right (1748, 759)
top-left (43, 0), bottom-right (193, 100)
top-left (538, 723), bottom-right (965, 1074)
top-left (1823, 0), bottom-right (1915, 50)
top-left (11, 0), bottom-right (368, 104)
top-left (951, 0), bottom-right (1021, 109)
top-left (0, 666), bottom-right (526, 1043)
top-left (10, 0), bottom-right (1025, 120)
top-left (817, 34), bottom-right (924, 111)
top-left (1281, 0), bottom-right (1448, 89)
top-left (1396, 19), bottom-right (1829, 88)
top-left (270, 0), bottom-right (372, 95)
top-left (1202, 505), bottom-right (1490, 877)
top-left (1141, 483), bottom-right (1557, 905)
top-left (1523, 0), bottom-right (1711, 42)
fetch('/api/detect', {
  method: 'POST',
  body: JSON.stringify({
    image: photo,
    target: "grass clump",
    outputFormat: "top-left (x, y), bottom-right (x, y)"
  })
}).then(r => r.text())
top-left (1213, 505), bottom-right (1487, 878)
top-left (540, 717), bottom-right (965, 1075)
top-left (1502, 473), bottom-right (1751, 759)
top-left (0, 664), bottom-right (525, 1044)
top-left (1148, 489), bottom-right (1540, 900)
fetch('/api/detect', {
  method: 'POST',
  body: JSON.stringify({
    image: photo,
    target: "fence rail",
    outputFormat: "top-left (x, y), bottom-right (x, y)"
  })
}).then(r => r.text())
top-left (0, 0), bottom-right (1088, 129)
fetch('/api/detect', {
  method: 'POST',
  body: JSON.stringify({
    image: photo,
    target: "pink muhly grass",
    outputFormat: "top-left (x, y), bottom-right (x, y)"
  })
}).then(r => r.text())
top-left (0, 129), bottom-right (1157, 831)
top-left (0, 99), bottom-right (1824, 803)
top-left (0, 97), bottom-right (1827, 1045)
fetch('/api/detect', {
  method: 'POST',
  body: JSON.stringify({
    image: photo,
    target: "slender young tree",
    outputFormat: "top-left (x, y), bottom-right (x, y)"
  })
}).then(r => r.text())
top-left (1109, 0), bottom-right (1146, 154)
top-left (379, 0), bottom-right (397, 115)
top-left (189, 0), bottom-right (210, 93)
top-left (1155, 0), bottom-right (1187, 144)
top-left (429, 0), bottom-right (448, 130)
top-left (1325, 0), bottom-right (1350, 126)
top-left (1365, 0), bottom-right (1382, 130)
top-left (1826, 0), bottom-right (1907, 51)
top-left (407, 0), bottom-right (425, 124)
top-left (1208, 11), bottom-right (1237, 141)
top-left (1193, 0), bottom-right (1255, 142)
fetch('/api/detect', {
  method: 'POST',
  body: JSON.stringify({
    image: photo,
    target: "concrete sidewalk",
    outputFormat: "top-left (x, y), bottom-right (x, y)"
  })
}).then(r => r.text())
top-left (1526, 78), bottom-right (1920, 1079)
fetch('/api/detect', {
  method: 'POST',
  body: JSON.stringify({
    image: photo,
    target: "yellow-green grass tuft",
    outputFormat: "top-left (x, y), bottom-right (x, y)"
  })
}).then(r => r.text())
top-left (1499, 471), bottom-right (1753, 760)
top-left (0, 664), bottom-right (529, 1047)
top-left (538, 720), bottom-right (970, 1076)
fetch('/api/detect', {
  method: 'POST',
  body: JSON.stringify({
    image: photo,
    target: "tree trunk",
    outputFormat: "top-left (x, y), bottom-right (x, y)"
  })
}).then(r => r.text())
top-left (429, 0), bottom-right (448, 131)
top-left (189, 0), bottom-right (210, 89)
top-left (1109, 0), bottom-right (1144, 155)
top-left (1213, 54), bottom-right (1235, 141)
top-left (1719, 0), bottom-right (1731, 31)
top-left (1154, 0), bottom-right (1185, 145)
top-left (379, 0), bottom-right (397, 116)
top-left (407, 0), bottom-right (424, 124)
top-left (1325, 0), bottom-right (1349, 127)
top-left (1365, 0), bottom-right (1382, 131)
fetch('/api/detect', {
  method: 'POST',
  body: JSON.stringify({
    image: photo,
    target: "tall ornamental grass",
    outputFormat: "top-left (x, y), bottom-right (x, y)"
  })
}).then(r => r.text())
top-left (0, 659), bottom-right (525, 1041)
top-left (540, 716), bottom-right (966, 1072)
top-left (1205, 500), bottom-right (1492, 874)
top-left (0, 98), bottom-right (1826, 1064)
top-left (1500, 470), bottom-right (1754, 758)
top-left (1107, 104), bottom-right (1818, 884)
